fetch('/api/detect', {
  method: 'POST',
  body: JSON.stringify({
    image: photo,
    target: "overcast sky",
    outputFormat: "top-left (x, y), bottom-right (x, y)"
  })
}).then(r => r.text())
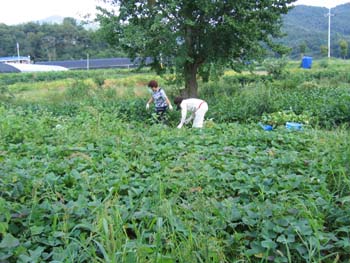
top-left (0, 0), bottom-right (349, 25)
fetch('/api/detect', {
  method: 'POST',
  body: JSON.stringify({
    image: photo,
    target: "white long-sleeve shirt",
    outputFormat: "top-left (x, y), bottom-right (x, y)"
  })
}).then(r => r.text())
top-left (177, 98), bottom-right (207, 128)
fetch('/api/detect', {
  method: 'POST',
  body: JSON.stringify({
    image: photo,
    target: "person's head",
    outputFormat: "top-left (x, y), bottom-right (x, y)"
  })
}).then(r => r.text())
top-left (148, 80), bottom-right (159, 91)
top-left (174, 96), bottom-right (184, 110)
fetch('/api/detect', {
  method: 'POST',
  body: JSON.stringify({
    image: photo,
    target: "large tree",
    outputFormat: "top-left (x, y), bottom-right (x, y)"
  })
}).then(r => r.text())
top-left (97, 0), bottom-right (296, 97)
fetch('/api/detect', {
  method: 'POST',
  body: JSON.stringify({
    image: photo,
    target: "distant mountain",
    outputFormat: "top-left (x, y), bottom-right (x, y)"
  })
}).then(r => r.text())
top-left (37, 15), bottom-right (65, 24)
top-left (280, 3), bottom-right (350, 59)
top-left (37, 15), bottom-right (98, 30)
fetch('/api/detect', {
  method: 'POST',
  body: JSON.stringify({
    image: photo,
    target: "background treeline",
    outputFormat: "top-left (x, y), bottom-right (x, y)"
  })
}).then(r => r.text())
top-left (0, 3), bottom-right (349, 62)
top-left (0, 17), bottom-right (126, 62)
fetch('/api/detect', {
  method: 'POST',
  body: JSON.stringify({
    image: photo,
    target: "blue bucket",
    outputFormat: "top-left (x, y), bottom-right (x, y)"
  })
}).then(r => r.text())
top-left (286, 122), bottom-right (303, 131)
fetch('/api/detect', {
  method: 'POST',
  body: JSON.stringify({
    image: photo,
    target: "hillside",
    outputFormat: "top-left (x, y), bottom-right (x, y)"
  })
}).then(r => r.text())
top-left (280, 3), bottom-right (350, 59)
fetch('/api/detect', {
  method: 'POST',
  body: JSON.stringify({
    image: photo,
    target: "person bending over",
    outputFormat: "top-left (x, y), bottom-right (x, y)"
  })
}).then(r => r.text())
top-left (174, 97), bottom-right (208, 129)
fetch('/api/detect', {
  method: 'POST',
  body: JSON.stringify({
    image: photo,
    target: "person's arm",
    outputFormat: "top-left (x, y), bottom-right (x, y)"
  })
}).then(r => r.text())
top-left (185, 113), bottom-right (195, 124)
top-left (177, 102), bottom-right (187, 129)
top-left (160, 89), bottom-right (173, 110)
top-left (146, 97), bottom-right (154, 109)
top-left (165, 97), bottom-right (173, 110)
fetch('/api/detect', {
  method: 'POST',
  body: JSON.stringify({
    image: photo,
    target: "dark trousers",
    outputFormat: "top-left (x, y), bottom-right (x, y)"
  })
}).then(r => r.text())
top-left (156, 106), bottom-right (168, 123)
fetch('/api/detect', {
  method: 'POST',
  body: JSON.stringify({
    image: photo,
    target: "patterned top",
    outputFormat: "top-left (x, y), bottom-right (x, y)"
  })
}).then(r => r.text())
top-left (152, 88), bottom-right (168, 108)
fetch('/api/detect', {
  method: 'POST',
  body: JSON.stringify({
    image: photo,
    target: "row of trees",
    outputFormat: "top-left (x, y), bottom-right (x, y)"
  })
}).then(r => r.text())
top-left (0, 18), bottom-right (125, 62)
top-left (298, 39), bottom-right (349, 59)
top-left (285, 32), bottom-right (350, 59)
top-left (319, 39), bottom-right (348, 58)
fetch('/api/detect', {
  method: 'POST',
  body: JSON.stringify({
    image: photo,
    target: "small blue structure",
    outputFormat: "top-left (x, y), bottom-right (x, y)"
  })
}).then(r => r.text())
top-left (286, 122), bottom-right (303, 131)
top-left (258, 123), bottom-right (273, 131)
top-left (301, 56), bottom-right (312, 69)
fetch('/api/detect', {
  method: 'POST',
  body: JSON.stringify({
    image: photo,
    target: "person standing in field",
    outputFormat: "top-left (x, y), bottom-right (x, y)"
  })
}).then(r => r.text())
top-left (174, 97), bottom-right (208, 129)
top-left (146, 80), bottom-right (173, 123)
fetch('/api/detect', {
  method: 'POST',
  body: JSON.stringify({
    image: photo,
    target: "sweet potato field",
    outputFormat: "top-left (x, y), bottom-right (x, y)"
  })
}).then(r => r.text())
top-left (1, 60), bottom-right (350, 262)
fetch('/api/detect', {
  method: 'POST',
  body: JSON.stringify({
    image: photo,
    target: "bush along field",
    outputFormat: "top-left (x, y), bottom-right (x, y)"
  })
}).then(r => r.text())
top-left (0, 61), bottom-right (350, 262)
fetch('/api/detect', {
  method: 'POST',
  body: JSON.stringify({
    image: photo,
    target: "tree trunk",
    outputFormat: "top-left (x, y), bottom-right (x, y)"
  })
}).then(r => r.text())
top-left (181, 62), bottom-right (198, 98)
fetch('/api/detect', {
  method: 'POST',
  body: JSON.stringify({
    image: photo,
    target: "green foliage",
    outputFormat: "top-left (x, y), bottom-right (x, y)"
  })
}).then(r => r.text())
top-left (0, 68), bottom-right (143, 86)
top-left (339, 39), bottom-right (349, 59)
top-left (0, 19), bottom-right (125, 61)
top-left (319, 59), bottom-right (329, 68)
top-left (320, 45), bottom-right (328, 58)
top-left (299, 42), bottom-right (307, 57)
top-left (261, 109), bottom-right (314, 127)
top-left (263, 57), bottom-right (289, 79)
top-left (1, 61), bottom-right (350, 262)
top-left (280, 4), bottom-right (350, 59)
top-left (0, 85), bottom-right (14, 101)
top-left (97, 0), bottom-right (297, 97)
top-left (200, 62), bottom-right (350, 128)
top-left (1, 103), bottom-right (349, 262)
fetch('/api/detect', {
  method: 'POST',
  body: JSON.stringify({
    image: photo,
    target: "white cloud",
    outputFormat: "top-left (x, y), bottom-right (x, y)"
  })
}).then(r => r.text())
top-left (294, 0), bottom-right (350, 8)
top-left (1, 0), bottom-right (349, 25)
top-left (0, 0), bottom-right (101, 25)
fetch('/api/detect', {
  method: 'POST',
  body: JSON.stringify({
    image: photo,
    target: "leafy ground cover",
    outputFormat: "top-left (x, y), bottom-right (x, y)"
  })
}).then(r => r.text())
top-left (1, 61), bottom-right (350, 262)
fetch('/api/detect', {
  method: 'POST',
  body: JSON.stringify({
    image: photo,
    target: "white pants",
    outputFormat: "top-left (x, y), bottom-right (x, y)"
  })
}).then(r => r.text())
top-left (192, 102), bottom-right (208, 128)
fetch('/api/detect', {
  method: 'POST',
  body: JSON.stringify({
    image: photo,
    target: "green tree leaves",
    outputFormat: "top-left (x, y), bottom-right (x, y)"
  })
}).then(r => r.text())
top-left (97, 0), bottom-right (297, 97)
top-left (0, 19), bottom-right (124, 61)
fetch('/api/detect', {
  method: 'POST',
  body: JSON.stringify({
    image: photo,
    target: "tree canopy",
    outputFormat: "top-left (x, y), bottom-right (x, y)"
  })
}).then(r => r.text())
top-left (0, 18), bottom-right (124, 62)
top-left (97, 0), bottom-right (297, 97)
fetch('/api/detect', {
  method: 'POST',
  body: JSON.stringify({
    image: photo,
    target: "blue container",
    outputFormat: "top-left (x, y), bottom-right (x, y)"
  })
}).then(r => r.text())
top-left (259, 123), bottom-right (273, 131)
top-left (286, 122), bottom-right (303, 131)
top-left (301, 56), bottom-right (312, 69)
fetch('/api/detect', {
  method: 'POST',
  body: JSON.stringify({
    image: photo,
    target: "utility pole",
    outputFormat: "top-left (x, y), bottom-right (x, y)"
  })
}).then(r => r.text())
top-left (16, 42), bottom-right (20, 62)
top-left (86, 44), bottom-right (90, 70)
top-left (325, 8), bottom-right (334, 59)
top-left (87, 53), bottom-right (90, 70)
